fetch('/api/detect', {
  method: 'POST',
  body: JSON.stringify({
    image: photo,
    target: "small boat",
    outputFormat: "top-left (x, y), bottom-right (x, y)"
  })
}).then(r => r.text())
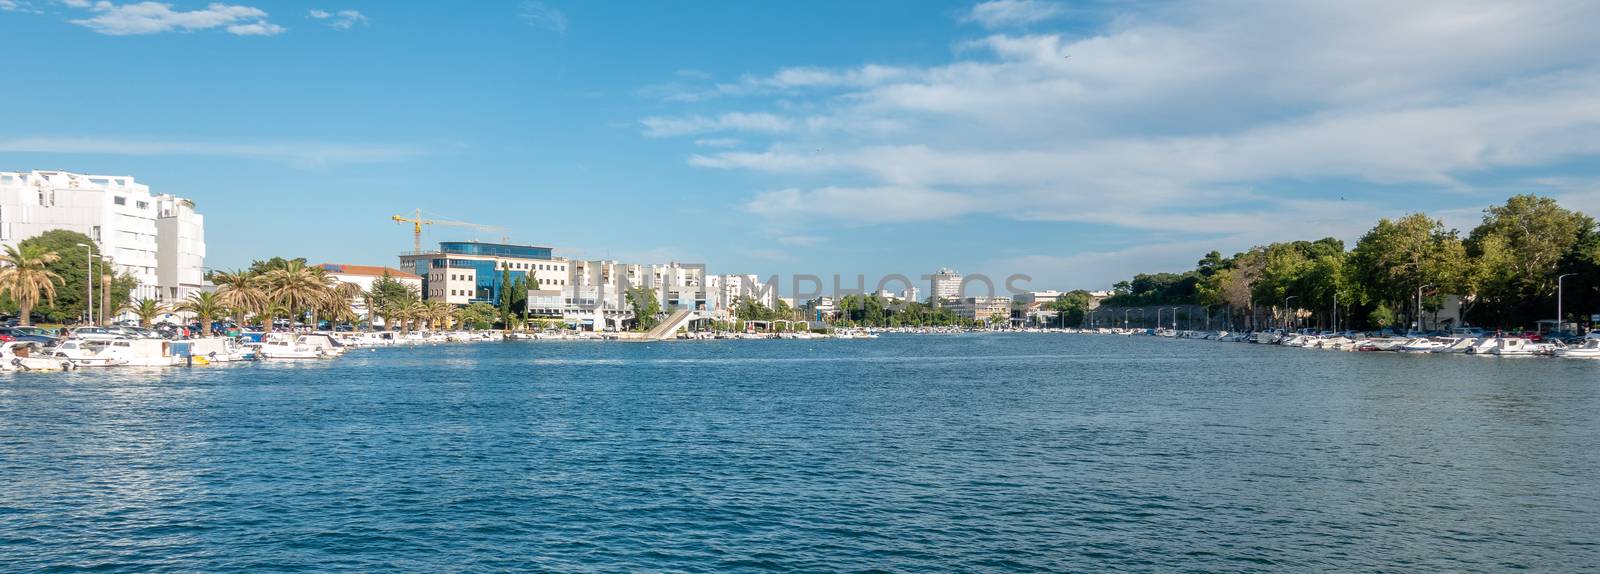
top-left (296, 334), bottom-right (347, 356)
top-left (1431, 336), bottom-right (1476, 353)
top-left (1398, 338), bottom-right (1445, 353)
top-left (1465, 337), bottom-right (1500, 355)
top-left (259, 333), bottom-right (328, 359)
top-left (51, 339), bottom-right (130, 367)
top-left (1490, 337), bottom-right (1539, 356)
top-left (1555, 339), bottom-right (1600, 359)
top-left (0, 341), bottom-right (76, 371)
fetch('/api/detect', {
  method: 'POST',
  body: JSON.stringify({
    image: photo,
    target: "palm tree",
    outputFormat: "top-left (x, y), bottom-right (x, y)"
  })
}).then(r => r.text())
top-left (0, 244), bottom-right (64, 326)
top-left (264, 261), bottom-right (331, 331)
top-left (214, 270), bottom-right (270, 331)
top-left (326, 304), bottom-right (361, 333)
top-left (176, 291), bottom-right (227, 336)
top-left (259, 303), bottom-right (288, 332)
top-left (392, 295), bottom-right (422, 333)
top-left (326, 281), bottom-right (364, 330)
top-left (426, 300), bottom-right (454, 330)
top-left (132, 298), bottom-right (166, 328)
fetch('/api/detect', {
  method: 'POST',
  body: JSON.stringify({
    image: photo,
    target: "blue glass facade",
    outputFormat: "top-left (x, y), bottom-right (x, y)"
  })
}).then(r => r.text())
top-left (440, 242), bottom-right (553, 260)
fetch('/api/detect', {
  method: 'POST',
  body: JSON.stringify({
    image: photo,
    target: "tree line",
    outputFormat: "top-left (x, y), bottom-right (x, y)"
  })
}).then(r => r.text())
top-left (1095, 195), bottom-right (1600, 331)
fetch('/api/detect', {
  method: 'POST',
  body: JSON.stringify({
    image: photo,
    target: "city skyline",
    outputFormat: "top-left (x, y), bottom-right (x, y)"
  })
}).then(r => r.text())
top-left (4, 0), bottom-right (1600, 290)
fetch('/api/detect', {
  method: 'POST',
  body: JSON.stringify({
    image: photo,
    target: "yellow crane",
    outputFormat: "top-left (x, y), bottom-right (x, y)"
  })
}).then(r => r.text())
top-left (391, 209), bottom-right (507, 252)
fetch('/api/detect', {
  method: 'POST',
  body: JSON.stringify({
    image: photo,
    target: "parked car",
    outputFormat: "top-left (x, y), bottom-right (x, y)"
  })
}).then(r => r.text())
top-left (0, 327), bottom-right (58, 345)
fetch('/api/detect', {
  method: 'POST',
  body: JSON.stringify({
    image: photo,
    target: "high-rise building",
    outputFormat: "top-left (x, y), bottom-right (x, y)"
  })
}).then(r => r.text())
top-left (929, 267), bottom-right (962, 303)
top-left (0, 170), bottom-right (205, 302)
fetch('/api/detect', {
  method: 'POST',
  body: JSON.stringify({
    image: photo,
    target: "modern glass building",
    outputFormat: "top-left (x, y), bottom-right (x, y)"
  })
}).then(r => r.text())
top-left (398, 241), bottom-right (569, 307)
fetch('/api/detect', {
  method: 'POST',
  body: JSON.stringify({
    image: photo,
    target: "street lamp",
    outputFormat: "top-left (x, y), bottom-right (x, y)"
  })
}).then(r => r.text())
top-left (1416, 283), bottom-right (1434, 332)
top-left (1557, 273), bottom-right (1577, 332)
top-left (1123, 308), bottom-right (1144, 330)
top-left (1284, 295), bottom-right (1298, 331)
top-left (76, 243), bottom-right (92, 325)
top-left (1168, 307), bottom-right (1180, 331)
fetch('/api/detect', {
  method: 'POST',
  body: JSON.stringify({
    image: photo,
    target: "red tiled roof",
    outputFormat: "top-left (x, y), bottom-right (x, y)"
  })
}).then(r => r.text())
top-left (318, 263), bottom-right (420, 279)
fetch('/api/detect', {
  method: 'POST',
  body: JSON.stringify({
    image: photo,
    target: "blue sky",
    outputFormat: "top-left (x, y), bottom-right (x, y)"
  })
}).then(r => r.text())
top-left (4, 0), bottom-right (1600, 291)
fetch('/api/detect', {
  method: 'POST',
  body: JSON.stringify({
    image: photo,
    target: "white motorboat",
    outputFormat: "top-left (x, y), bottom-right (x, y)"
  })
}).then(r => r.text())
top-left (1555, 339), bottom-right (1600, 359)
top-left (297, 334), bottom-right (347, 356)
top-left (1490, 337), bottom-right (1539, 356)
top-left (0, 341), bottom-right (76, 371)
top-left (1431, 337), bottom-right (1476, 353)
top-left (103, 339), bottom-right (187, 367)
top-left (259, 333), bottom-right (328, 359)
top-left (50, 339), bottom-right (130, 367)
top-left (1465, 337), bottom-right (1500, 355)
top-left (1398, 338), bottom-right (1445, 353)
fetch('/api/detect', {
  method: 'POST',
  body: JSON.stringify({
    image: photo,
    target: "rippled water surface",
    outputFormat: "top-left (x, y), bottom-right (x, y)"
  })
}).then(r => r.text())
top-left (2, 334), bottom-right (1598, 572)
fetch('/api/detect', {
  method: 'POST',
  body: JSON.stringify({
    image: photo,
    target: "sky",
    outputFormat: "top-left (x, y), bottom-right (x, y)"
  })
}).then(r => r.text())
top-left (4, 0), bottom-right (1600, 293)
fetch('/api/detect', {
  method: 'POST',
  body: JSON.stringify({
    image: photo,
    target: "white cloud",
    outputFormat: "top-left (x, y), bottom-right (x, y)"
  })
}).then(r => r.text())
top-left (68, 1), bottom-right (284, 36)
top-left (0, 136), bottom-right (427, 168)
top-left (641, 112), bottom-right (795, 138)
top-left (693, 138), bottom-right (741, 148)
top-left (308, 8), bottom-right (365, 30)
top-left (656, 1), bottom-right (1600, 234)
top-left (744, 187), bottom-right (991, 223)
top-left (519, 1), bottom-right (566, 34)
top-left (1, 0), bottom-right (42, 13)
top-left (962, 0), bottom-right (1067, 29)
top-left (226, 20), bottom-right (283, 35)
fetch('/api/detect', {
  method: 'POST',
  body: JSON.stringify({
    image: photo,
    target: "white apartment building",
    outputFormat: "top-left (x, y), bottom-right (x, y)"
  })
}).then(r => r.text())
top-left (953, 296), bottom-right (1013, 322)
top-left (648, 262), bottom-right (707, 311)
top-left (0, 170), bottom-right (205, 302)
top-left (929, 268), bottom-right (962, 303)
top-left (1015, 290), bottom-right (1064, 306)
top-left (708, 274), bottom-right (777, 318)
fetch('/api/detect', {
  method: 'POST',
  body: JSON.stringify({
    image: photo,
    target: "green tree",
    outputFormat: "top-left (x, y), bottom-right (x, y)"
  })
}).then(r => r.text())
top-left (499, 268), bottom-right (513, 328)
top-left (459, 302), bottom-right (498, 330)
top-left (367, 273), bottom-right (414, 331)
top-left (11, 230), bottom-right (133, 323)
top-left (1051, 290), bottom-right (1092, 327)
top-left (1467, 195), bottom-right (1598, 327)
top-left (626, 287), bottom-right (662, 331)
top-left (0, 243), bottom-right (65, 326)
top-left (1350, 214), bottom-right (1468, 328)
top-left (247, 257), bottom-right (309, 276)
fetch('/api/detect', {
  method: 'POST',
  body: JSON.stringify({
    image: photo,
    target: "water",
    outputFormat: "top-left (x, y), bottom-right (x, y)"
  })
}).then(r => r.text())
top-left (2, 334), bottom-right (1597, 572)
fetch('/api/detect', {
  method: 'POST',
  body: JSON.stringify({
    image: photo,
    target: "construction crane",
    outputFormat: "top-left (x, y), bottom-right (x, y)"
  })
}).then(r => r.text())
top-left (391, 209), bottom-right (507, 253)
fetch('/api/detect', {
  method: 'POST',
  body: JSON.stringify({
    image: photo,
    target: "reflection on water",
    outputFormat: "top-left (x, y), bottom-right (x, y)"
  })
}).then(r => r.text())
top-left (1, 334), bottom-right (1597, 572)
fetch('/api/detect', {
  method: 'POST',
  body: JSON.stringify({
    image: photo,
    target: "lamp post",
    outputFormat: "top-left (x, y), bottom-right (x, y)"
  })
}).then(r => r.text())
top-left (1332, 292), bottom-right (1339, 334)
top-left (1284, 295), bottom-right (1298, 331)
top-left (1416, 283), bottom-right (1434, 332)
top-left (1168, 306), bottom-right (1180, 331)
top-left (76, 243), bottom-right (93, 325)
top-left (1123, 308), bottom-right (1144, 330)
top-left (1557, 273), bottom-right (1577, 332)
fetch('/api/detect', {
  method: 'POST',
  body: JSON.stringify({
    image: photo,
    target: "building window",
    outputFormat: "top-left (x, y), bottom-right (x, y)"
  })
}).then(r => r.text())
top-left (136, 201), bottom-right (149, 209)
top-left (114, 196), bottom-right (127, 205)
